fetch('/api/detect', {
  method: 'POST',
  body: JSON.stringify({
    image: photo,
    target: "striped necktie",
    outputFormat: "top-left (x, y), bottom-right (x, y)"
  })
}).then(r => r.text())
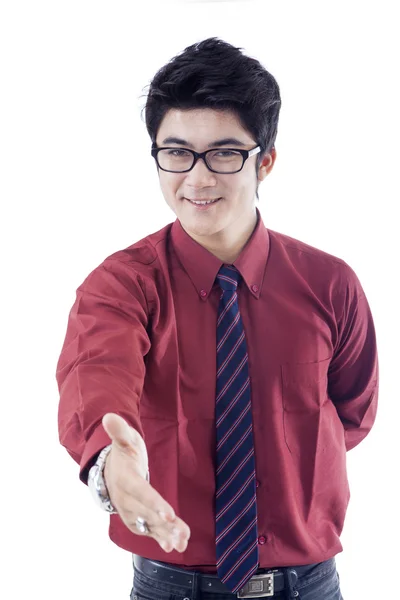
top-left (215, 264), bottom-right (259, 594)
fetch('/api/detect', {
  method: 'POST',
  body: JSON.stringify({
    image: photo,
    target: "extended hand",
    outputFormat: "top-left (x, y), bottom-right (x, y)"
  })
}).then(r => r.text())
top-left (102, 413), bottom-right (191, 553)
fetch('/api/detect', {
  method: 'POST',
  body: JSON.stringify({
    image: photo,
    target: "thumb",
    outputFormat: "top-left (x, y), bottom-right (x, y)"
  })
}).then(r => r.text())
top-left (102, 413), bottom-right (138, 453)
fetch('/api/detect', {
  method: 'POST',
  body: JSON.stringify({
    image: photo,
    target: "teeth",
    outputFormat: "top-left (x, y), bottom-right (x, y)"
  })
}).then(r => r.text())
top-left (189, 199), bottom-right (218, 205)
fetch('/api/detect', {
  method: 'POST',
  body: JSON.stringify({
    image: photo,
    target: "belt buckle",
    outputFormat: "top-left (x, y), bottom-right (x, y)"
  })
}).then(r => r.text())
top-left (237, 573), bottom-right (274, 598)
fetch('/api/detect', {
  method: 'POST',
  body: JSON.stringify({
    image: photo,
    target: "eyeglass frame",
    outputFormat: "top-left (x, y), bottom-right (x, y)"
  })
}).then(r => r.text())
top-left (151, 144), bottom-right (262, 174)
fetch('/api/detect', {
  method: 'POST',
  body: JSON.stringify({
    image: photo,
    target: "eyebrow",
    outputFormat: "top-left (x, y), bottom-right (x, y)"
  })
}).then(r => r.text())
top-left (160, 136), bottom-right (247, 148)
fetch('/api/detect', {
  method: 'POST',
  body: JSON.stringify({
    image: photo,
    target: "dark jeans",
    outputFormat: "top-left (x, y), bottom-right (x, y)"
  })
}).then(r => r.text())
top-left (130, 556), bottom-right (343, 600)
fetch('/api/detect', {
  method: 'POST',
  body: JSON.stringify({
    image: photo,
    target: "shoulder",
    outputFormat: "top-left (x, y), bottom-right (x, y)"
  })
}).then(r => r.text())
top-left (77, 222), bottom-right (173, 295)
top-left (267, 228), bottom-right (363, 295)
top-left (103, 222), bottom-right (173, 270)
top-left (268, 228), bottom-right (345, 266)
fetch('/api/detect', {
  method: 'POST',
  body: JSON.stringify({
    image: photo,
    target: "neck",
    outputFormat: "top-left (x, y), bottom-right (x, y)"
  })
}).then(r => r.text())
top-left (184, 208), bottom-right (258, 264)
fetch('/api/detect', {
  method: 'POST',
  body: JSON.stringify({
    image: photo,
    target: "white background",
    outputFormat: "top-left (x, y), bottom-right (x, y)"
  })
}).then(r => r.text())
top-left (1, 1), bottom-right (399, 598)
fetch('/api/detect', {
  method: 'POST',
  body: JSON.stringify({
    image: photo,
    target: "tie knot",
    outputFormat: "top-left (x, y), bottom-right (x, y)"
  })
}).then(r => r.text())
top-left (216, 264), bottom-right (241, 291)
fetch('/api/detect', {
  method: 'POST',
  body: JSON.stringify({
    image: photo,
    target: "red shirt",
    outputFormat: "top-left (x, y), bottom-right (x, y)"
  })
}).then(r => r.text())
top-left (56, 208), bottom-right (378, 572)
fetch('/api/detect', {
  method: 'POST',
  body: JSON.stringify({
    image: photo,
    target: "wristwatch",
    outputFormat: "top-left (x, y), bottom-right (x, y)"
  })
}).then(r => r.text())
top-left (88, 444), bottom-right (150, 514)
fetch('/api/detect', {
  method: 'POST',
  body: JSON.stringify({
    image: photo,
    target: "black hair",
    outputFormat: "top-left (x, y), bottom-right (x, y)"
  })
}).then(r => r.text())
top-left (142, 37), bottom-right (281, 200)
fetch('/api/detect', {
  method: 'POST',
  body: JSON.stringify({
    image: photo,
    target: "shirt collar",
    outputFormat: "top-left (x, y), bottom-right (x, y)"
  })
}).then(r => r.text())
top-left (170, 207), bottom-right (270, 301)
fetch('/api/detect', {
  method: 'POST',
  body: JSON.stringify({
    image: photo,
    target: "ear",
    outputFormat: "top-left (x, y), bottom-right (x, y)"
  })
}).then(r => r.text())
top-left (257, 147), bottom-right (277, 182)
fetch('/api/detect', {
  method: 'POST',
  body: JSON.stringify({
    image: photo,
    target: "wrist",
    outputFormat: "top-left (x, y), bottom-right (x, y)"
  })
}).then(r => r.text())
top-left (88, 445), bottom-right (150, 514)
top-left (88, 445), bottom-right (118, 513)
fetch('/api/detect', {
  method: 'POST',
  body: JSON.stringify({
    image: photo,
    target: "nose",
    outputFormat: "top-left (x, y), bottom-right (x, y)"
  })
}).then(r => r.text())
top-left (185, 156), bottom-right (218, 187)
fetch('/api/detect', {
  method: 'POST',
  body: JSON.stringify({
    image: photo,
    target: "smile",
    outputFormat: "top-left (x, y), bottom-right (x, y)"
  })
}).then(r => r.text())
top-left (185, 198), bottom-right (221, 206)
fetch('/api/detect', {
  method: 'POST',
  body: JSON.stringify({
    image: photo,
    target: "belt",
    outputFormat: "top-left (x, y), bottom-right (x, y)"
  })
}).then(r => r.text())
top-left (133, 555), bottom-right (298, 598)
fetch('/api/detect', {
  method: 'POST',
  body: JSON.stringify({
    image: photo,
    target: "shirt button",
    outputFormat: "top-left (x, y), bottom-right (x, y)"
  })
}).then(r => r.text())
top-left (251, 284), bottom-right (259, 293)
top-left (200, 290), bottom-right (207, 298)
top-left (258, 536), bottom-right (267, 545)
top-left (256, 480), bottom-right (260, 488)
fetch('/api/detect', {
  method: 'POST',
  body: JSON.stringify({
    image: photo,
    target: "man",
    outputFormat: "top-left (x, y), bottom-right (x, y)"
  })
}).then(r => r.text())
top-left (56, 37), bottom-right (378, 600)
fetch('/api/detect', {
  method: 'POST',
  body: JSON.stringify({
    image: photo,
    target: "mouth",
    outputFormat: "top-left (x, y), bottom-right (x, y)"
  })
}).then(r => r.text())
top-left (185, 197), bottom-right (222, 209)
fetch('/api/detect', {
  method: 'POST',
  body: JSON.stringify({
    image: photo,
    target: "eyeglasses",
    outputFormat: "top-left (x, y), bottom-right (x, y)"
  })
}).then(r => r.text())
top-left (151, 145), bottom-right (261, 174)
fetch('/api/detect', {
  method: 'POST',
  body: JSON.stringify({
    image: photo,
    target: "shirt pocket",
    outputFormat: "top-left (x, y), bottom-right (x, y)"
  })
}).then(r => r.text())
top-left (280, 358), bottom-right (332, 454)
top-left (281, 358), bottom-right (331, 409)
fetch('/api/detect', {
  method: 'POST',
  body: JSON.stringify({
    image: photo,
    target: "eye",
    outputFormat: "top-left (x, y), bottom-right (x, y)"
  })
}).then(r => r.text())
top-left (167, 149), bottom-right (191, 157)
top-left (216, 151), bottom-right (236, 157)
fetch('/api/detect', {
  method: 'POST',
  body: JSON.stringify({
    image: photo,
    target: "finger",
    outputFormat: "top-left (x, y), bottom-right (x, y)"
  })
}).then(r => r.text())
top-left (142, 521), bottom-right (189, 554)
top-left (118, 499), bottom-right (189, 549)
top-left (155, 518), bottom-right (190, 553)
top-left (119, 500), bottom-right (175, 538)
top-left (153, 517), bottom-right (191, 552)
top-left (102, 413), bottom-right (138, 454)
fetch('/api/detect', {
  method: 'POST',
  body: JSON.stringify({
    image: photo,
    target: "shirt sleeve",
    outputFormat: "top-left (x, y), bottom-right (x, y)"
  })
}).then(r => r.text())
top-left (56, 260), bottom-right (151, 484)
top-left (328, 263), bottom-right (379, 451)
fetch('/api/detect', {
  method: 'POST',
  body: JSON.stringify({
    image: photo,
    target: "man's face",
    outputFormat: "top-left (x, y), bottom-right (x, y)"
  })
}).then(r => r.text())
top-left (155, 108), bottom-right (275, 242)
